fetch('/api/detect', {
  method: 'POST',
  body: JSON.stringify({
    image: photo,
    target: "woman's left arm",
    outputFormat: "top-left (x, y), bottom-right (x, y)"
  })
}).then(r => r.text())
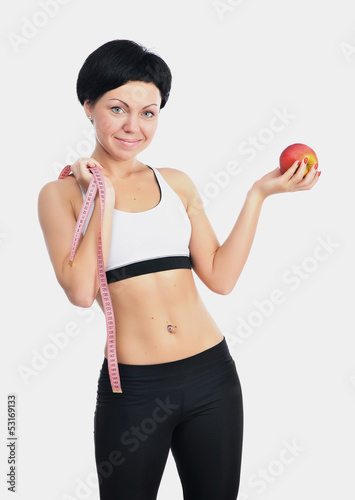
top-left (184, 158), bottom-right (320, 295)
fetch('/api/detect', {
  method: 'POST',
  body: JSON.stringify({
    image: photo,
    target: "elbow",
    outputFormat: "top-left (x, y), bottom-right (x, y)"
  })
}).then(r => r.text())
top-left (216, 286), bottom-right (234, 296)
top-left (61, 281), bottom-right (97, 308)
top-left (67, 291), bottom-right (96, 308)
top-left (209, 281), bottom-right (235, 296)
top-left (208, 254), bottom-right (238, 295)
top-left (57, 263), bottom-right (98, 308)
top-left (202, 272), bottom-right (235, 295)
top-left (222, 280), bottom-right (239, 295)
top-left (68, 293), bottom-right (95, 308)
top-left (212, 272), bottom-right (241, 295)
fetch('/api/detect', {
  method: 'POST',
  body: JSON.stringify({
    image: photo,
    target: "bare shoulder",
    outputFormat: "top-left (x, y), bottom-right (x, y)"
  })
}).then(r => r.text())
top-left (155, 167), bottom-right (202, 213)
top-left (38, 175), bottom-right (83, 231)
top-left (156, 166), bottom-right (194, 187)
top-left (38, 174), bottom-right (80, 208)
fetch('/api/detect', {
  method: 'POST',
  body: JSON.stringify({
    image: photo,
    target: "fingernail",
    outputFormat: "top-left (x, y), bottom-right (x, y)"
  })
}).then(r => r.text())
top-left (314, 163), bottom-right (318, 170)
top-left (317, 171), bottom-right (321, 176)
top-left (304, 157), bottom-right (308, 164)
top-left (297, 160), bottom-right (302, 166)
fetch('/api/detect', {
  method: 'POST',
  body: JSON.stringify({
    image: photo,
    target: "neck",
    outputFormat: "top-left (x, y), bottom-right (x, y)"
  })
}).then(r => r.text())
top-left (90, 146), bottom-right (143, 180)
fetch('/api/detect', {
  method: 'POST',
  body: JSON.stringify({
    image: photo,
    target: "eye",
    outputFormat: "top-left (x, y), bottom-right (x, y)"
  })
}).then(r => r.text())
top-left (111, 106), bottom-right (124, 114)
top-left (143, 111), bottom-right (155, 118)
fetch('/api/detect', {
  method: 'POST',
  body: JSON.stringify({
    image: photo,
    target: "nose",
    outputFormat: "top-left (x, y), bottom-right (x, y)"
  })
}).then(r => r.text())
top-left (123, 113), bottom-right (140, 134)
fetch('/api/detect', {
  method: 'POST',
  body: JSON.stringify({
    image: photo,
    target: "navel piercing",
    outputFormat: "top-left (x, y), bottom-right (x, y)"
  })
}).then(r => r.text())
top-left (167, 322), bottom-right (177, 333)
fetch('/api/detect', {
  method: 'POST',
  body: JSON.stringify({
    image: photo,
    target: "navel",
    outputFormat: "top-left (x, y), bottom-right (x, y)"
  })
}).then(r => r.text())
top-left (167, 322), bottom-right (177, 333)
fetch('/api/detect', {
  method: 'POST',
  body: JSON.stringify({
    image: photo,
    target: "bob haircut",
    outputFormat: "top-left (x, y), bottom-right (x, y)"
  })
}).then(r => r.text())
top-left (76, 39), bottom-right (172, 109)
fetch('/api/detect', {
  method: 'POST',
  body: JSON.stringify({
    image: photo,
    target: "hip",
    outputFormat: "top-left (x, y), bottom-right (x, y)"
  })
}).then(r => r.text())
top-left (97, 336), bottom-right (243, 404)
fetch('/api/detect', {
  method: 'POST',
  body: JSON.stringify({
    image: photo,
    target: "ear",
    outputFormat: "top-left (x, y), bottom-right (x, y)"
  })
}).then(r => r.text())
top-left (83, 99), bottom-right (93, 119)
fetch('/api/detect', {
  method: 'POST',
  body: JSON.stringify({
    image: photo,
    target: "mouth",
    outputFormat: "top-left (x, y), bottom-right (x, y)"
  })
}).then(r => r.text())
top-left (115, 138), bottom-right (142, 148)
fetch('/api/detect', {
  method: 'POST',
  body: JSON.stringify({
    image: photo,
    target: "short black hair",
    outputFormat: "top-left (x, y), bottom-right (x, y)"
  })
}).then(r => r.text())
top-left (76, 39), bottom-right (172, 109)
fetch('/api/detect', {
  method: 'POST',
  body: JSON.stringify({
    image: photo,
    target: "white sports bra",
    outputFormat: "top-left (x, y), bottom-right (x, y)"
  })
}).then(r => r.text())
top-left (79, 166), bottom-right (192, 282)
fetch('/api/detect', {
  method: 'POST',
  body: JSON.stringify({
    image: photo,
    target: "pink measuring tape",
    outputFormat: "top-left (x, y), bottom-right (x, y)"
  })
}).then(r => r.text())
top-left (58, 164), bottom-right (122, 393)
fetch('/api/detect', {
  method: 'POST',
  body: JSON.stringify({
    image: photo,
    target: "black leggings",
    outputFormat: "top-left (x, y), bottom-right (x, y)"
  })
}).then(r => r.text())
top-left (94, 337), bottom-right (243, 499)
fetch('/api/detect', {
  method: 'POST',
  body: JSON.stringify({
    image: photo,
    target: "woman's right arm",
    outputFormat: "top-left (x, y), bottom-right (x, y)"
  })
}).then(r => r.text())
top-left (38, 158), bottom-right (115, 307)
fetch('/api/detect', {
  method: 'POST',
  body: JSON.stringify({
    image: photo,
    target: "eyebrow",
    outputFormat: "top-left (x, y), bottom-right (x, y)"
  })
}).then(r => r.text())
top-left (108, 98), bottom-right (158, 109)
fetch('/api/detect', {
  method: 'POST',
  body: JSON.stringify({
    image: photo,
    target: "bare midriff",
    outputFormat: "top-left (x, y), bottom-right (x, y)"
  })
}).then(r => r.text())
top-left (96, 267), bottom-right (224, 365)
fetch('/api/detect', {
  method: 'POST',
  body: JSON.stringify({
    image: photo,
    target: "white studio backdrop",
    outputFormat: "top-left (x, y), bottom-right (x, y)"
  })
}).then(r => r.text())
top-left (1, 0), bottom-right (354, 499)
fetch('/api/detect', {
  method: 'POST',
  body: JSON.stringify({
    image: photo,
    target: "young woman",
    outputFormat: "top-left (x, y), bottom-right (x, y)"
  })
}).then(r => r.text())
top-left (38, 39), bottom-right (320, 500)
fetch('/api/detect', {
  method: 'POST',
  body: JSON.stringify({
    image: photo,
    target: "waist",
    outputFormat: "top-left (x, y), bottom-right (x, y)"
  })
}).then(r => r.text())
top-left (101, 337), bottom-right (231, 383)
top-left (96, 337), bottom-right (239, 397)
top-left (97, 267), bottom-right (222, 363)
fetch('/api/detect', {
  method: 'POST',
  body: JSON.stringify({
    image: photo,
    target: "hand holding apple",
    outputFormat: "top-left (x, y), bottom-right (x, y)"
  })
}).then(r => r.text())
top-left (250, 143), bottom-right (320, 200)
top-left (279, 143), bottom-right (318, 175)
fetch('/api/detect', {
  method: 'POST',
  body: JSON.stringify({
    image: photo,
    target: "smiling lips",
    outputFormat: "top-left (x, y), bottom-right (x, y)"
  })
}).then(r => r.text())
top-left (116, 138), bottom-right (142, 147)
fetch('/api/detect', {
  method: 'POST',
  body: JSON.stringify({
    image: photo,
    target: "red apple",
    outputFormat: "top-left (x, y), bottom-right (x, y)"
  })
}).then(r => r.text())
top-left (279, 143), bottom-right (318, 175)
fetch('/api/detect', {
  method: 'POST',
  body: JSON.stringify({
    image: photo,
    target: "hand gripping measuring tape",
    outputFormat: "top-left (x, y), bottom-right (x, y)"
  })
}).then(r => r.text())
top-left (58, 164), bottom-right (122, 393)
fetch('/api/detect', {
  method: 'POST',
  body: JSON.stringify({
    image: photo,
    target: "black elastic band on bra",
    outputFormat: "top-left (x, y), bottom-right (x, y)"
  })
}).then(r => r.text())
top-left (106, 255), bottom-right (192, 283)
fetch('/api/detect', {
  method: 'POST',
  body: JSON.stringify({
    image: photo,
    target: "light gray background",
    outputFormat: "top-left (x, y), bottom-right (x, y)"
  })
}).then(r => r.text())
top-left (1, 0), bottom-right (354, 498)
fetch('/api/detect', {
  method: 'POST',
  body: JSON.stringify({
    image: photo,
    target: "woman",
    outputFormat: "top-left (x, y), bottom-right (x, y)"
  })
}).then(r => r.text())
top-left (38, 39), bottom-right (320, 499)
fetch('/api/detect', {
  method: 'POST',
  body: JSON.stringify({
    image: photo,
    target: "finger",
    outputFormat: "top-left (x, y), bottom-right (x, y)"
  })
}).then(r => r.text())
top-left (291, 156), bottom-right (308, 183)
top-left (74, 158), bottom-right (94, 170)
top-left (88, 158), bottom-right (105, 170)
top-left (301, 161), bottom-right (318, 183)
top-left (306, 170), bottom-right (321, 190)
top-left (298, 168), bottom-right (321, 191)
top-left (281, 159), bottom-right (301, 180)
top-left (85, 158), bottom-right (99, 168)
top-left (306, 162), bottom-right (319, 181)
top-left (80, 160), bottom-right (102, 174)
top-left (296, 162), bottom-right (319, 189)
top-left (71, 159), bottom-right (97, 182)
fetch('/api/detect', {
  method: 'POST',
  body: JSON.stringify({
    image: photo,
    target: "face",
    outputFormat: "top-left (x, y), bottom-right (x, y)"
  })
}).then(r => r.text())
top-left (84, 81), bottom-right (162, 161)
